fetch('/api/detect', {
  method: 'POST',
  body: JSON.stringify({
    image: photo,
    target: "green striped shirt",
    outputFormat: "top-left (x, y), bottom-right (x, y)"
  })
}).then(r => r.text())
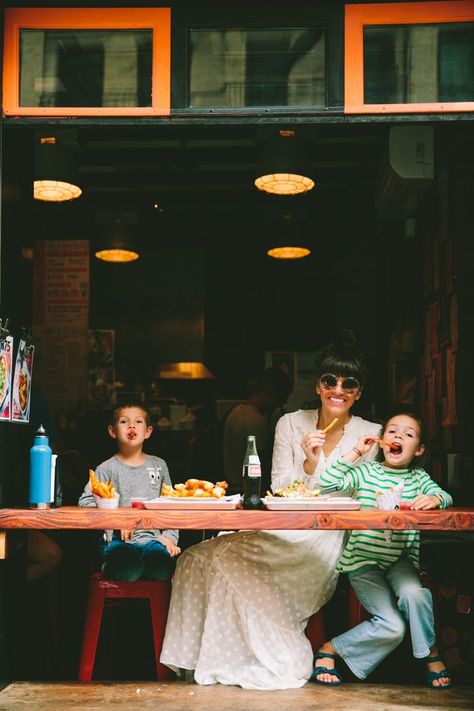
top-left (320, 458), bottom-right (453, 574)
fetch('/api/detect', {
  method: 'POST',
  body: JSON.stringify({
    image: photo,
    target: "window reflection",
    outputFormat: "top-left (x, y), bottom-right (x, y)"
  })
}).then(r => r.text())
top-left (189, 28), bottom-right (325, 108)
top-left (364, 23), bottom-right (474, 104)
top-left (20, 29), bottom-right (153, 107)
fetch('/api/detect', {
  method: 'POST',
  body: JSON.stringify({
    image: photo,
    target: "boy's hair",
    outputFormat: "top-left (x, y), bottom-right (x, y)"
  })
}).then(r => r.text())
top-left (377, 410), bottom-right (427, 465)
top-left (111, 401), bottom-right (151, 427)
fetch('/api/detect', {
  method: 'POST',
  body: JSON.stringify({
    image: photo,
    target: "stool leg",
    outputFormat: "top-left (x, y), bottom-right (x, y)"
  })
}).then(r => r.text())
top-left (348, 585), bottom-right (367, 628)
top-left (149, 585), bottom-right (172, 681)
top-left (305, 611), bottom-right (326, 653)
top-left (78, 583), bottom-right (106, 681)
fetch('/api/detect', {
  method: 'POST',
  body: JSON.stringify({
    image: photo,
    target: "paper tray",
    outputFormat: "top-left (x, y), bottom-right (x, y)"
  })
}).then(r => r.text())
top-left (143, 495), bottom-right (240, 510)
top-left (264, 496), bottom-right (360, 511)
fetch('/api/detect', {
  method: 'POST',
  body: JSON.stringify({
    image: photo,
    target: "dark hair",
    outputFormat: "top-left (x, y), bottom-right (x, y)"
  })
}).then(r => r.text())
top-left (314, 331), bottom-right (367, 387)
top-left (111, 401), bottom-right (151, 427)
top-left (254, 367), bottom-right (292, 398)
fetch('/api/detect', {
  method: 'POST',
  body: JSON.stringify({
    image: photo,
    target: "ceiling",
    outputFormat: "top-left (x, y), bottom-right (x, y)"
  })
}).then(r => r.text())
top-left (21, 121), bottom-right (389, 253)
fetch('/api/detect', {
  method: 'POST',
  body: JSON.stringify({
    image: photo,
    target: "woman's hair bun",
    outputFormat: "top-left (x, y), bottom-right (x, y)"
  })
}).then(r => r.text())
top-left (334, 329), bottom-right (357, 349)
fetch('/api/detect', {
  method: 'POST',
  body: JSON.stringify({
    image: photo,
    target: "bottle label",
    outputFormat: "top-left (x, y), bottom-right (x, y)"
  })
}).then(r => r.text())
top-left (243, 464), bottom-right (261, 478)
top-left (248, 455), bottom-right (260, 464)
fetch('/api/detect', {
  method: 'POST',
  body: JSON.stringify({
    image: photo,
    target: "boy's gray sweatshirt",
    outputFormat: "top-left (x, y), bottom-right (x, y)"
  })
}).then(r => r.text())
top-left (78, 454), bottom-right (178, 545)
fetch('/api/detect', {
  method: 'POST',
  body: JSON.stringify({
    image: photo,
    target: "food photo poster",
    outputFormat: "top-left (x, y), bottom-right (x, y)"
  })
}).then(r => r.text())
top-left (0, 335), bottom-right (14, 422)
top-left (11, 339), bottom-right (35, 423)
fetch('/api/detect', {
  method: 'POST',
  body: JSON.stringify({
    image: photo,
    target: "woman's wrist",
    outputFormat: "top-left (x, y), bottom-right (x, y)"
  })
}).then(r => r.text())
top-left (303, 458), bottom-right (316, 477)
top-left (434, 493), bottom-right (444, 508)
top-left (352, 446), bottom-right (362, 458)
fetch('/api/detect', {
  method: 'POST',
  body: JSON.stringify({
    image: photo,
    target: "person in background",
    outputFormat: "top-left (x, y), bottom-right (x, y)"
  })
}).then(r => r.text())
top-left (78, 402), bottom-right (180, 581)
top-left (314, 412), bottom-right (452, 689)
top-left (161, 334), bottom-right (381, 689)
top-left (223, 366), bottom-right (293, 494)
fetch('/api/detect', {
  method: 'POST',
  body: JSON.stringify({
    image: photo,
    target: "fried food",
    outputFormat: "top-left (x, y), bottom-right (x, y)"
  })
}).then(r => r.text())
top-left (18, 369), bottom-right (28, 411)
top-left (271, 480), bottom-right (321, 498)
top-left (162, 479), bottom-right (228, 498)
top-left (89, 468), bottom-right (116, 499)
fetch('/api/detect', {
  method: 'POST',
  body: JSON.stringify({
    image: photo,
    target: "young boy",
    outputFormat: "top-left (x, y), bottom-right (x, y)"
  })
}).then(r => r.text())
top-left (79, 402), bottom-right (180, 581)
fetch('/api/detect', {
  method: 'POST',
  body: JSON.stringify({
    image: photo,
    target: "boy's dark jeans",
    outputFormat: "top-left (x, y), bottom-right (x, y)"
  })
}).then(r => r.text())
top-left (100, 537), bottom-right (176, 581)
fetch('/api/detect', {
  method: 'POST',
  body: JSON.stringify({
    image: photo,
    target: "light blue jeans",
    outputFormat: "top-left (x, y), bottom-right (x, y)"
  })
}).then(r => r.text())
top-left (332, 555), bottom-right (435, 679)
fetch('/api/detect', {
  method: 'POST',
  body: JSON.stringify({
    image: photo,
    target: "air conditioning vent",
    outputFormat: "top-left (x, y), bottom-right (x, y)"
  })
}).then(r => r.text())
top-left (376, 125), bottom-right (434, 219)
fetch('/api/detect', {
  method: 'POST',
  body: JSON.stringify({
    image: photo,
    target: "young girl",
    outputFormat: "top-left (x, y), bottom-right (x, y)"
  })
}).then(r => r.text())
top-left (313, 412), bottom-right (452, 690)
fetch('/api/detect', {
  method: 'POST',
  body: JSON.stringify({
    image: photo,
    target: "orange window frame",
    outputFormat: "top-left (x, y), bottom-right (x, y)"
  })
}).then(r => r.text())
top-left (3, 7), bottom-right (171, 117)
top-left (345, 1), bottom-right (474, 114)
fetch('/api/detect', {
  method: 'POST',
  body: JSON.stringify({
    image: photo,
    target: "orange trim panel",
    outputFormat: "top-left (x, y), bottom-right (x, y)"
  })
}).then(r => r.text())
top-left (3, 8), bottom-right (171, 117)
top-left (345, 1), bottom-right (474, 114)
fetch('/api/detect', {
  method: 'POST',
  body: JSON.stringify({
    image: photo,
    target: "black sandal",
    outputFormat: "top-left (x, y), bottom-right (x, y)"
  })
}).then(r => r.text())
top-left (423, 655), bottom-right (452, 690)
top-left (310, 651), bottom-right (343, 686)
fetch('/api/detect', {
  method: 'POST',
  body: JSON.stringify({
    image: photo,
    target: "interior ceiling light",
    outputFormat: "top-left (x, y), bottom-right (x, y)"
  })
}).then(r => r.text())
top-left (267, 246), bottom-right (311, 260)
top-left (159, 362), bottom-right (215, 380)
top-left (34, 137), bottom-right (82, 202)
top-left (95, 217), bottom-right (140, 263)
top-left (95, 248), bottom-right (139, 263)
top-left (255, 130), bottom-right (315, 196)
top-left (265, 208), bottom-right (311, 260)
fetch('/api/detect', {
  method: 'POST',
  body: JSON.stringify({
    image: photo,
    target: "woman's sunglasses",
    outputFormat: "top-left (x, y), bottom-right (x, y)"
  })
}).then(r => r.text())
top-left (319, 373), bottom-right (361, 394)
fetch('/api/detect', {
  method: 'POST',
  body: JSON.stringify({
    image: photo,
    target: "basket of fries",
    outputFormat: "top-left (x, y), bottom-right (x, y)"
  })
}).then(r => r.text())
top-left (89, 469), bottom-right (120, 509)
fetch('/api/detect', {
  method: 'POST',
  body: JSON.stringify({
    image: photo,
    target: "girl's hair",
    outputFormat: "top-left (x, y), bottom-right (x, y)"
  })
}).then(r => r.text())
top-left (314, 330), bottom-right (367, 387)
top-left (111, 402), bottom-right (151, 427)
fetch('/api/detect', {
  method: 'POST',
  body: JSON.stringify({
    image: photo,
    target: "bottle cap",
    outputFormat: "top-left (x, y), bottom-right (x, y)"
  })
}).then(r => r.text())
top-left (36, 424), bottom-right (47, 437)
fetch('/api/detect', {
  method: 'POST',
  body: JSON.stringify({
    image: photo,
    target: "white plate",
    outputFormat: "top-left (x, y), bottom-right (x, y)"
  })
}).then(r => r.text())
top-left (143, 495), bottom-right (240, 510)
top-left (264, 496), bottom-right (360, 511)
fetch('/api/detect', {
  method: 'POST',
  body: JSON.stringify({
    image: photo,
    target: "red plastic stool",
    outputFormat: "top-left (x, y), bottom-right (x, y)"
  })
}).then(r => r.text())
top-left (78, 573), bottom-right (172, 681)
top-left (305, 611), bottom-right (326, 652)
top-left (348, 584), bottom-right (369, 628)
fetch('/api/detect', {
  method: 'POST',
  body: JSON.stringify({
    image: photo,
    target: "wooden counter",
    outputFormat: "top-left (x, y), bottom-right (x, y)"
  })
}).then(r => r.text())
top-left (0, 505), bottom-right (473, 532)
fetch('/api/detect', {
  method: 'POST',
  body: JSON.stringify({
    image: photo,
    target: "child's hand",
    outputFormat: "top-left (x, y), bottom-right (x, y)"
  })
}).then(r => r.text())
top-left (120, 530), bottom-right (133, 542)
top-left (349, 435), bottom-right (378, 461)
top-left (159, 534), bottom-right (181, 557)
top-left (411, 494), bottom-right (441, 510)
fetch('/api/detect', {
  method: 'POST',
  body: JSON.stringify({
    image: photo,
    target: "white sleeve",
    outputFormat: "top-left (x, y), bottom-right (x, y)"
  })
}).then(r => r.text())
top-left (271, 414), bottom-right (300, 490)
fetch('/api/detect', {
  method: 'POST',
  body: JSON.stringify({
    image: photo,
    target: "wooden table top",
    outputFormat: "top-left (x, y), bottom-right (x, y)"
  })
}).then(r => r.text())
top-left (0, 506), bottom-right (473, 531)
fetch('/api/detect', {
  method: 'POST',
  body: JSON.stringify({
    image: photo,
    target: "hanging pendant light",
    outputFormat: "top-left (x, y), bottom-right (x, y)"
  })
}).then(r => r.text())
top-left (34, 137), bottom-right (82, 202)
top-left (95, 216), bottom-right (140, 263)
top-left (265, 208), bottom-right (311, 260)
top-left (255, 130), bottom-right (314, 196)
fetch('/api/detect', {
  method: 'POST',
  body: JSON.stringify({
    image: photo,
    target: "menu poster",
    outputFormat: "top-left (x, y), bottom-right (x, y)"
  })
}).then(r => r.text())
top-left (32, 326), bottom-right (88, 412)
top-left (33, 240), bottom-right (89, 327)
top-left (0, 336), bottom-right (14, 421)
top-left (11, 339), bottom-right (35, 424)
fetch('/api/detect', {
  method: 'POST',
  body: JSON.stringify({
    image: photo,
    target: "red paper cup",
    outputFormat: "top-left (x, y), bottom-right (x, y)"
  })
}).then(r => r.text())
top-left (399, 500), bottom-right (413, 510)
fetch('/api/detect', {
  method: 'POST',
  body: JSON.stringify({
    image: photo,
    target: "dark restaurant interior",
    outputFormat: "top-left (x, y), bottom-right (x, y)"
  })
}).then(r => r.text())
top-left (1, 116), bottom-right (474, 682)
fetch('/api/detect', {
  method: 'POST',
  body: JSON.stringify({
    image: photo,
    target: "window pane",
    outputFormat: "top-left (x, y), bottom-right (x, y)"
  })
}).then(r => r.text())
top-left (364, 22), bottom-right (474, 104)
top-left (189, 28), bottom-right (325, 108)
top-left (20, 29), bottom-right (153, 107)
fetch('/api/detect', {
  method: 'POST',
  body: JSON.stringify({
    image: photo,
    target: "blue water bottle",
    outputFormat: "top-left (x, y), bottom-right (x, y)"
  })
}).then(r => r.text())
top-left (29, 424), bottom-right (53, 508)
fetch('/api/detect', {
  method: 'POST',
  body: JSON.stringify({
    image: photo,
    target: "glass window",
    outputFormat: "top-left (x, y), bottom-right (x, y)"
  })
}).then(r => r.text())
top-left (19, 29), bottom-right (153, 108)
top-left (364, 22), bottom-right (474, 104)
top-left (189, 28), bottom-right (325, 108)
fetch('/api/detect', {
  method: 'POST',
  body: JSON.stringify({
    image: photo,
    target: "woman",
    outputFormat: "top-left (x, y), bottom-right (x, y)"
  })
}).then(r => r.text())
top-left (160, 337), bottom-right (381, 690)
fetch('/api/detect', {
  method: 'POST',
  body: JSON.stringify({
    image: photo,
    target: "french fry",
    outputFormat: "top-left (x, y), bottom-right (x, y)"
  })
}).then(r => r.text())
top-left (321, 417), bottom-right (339, 435)
top-left (89, 469), bottom-right (116, 498)
top-left (378, 438), bottom-right (399, 451)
